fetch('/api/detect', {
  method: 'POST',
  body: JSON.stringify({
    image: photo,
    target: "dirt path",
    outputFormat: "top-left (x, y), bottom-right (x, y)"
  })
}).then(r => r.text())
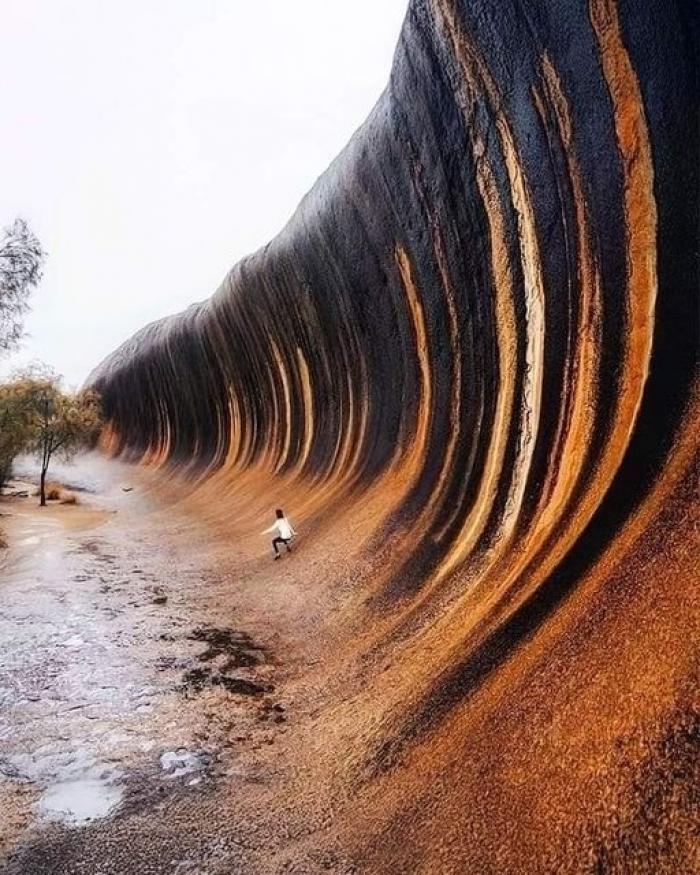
top-left (0, 455), bottom-right (338, 875)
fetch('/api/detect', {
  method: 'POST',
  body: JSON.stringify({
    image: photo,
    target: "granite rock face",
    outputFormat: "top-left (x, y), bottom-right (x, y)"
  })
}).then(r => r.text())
top-left (91, 0), bottom-right (698, 869)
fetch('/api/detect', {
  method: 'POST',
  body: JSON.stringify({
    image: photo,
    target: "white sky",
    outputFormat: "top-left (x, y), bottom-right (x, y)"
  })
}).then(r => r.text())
top-left (1, 0), bottom-right (408, 388)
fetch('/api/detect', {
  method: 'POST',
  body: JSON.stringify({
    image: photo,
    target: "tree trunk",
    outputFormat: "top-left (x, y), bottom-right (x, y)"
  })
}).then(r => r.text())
top-left (39, 468), bottom-right (47, 507)
top-left (0, 461), bottom-right (10, 491)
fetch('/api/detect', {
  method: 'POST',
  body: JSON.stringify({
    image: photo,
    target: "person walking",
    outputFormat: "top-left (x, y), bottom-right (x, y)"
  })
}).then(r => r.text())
top-left (263, 508), bottom-right (297, 559)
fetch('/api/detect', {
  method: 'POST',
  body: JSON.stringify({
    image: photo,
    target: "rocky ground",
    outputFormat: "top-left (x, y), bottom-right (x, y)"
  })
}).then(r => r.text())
top-left (3, 450), bottom-right (694, 875)
top-left (0, 455), bottom-right (343, 875)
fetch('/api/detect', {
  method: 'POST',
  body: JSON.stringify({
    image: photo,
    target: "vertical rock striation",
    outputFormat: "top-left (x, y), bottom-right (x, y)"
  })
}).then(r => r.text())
top-left (91, 0), bottom-right (698, 870)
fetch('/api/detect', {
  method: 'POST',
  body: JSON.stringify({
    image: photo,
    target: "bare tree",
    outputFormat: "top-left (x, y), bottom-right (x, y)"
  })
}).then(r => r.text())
top-left (0, 218), bottom-right (46, 353)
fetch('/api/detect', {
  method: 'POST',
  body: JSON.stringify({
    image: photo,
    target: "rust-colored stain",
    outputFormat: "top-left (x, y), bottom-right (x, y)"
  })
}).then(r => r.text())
top-left (88, 0), bottom-right (698, 870)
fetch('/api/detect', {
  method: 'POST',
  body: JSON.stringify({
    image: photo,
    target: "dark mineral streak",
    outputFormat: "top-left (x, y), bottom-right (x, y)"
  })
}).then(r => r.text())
top-left (89, 0), bottom-right (699, 870)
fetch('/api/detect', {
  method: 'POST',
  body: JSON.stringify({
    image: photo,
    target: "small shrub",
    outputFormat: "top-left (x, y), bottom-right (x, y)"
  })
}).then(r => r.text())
top-left (32, 482), bottom-right (78, 504)
top-left (34, 482), bottom-right (61, 500)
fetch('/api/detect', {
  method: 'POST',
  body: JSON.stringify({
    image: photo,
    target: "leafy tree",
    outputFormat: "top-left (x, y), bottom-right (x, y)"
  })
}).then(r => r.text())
top-left (0, 218), bottom-right (45, 353)
top-left (0, 369), bottom-right (102, 505)
top-left (0, 377), bottom-right (35, 488)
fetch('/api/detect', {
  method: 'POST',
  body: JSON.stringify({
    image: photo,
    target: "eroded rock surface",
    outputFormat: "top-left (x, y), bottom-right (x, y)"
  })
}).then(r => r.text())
top-left (81, 0), bottom-right (699, 871)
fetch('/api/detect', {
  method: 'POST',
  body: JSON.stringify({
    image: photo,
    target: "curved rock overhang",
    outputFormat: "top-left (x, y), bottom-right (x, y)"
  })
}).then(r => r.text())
top-left (90, 0), bottom-right (698, 868)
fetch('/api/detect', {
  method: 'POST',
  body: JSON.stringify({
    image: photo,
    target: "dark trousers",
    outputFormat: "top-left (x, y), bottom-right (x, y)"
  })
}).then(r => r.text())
top-left (272, 537), bottom-right (291, 555)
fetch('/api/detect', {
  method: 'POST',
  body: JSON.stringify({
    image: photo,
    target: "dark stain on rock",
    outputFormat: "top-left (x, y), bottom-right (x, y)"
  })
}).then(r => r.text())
top-left (181, 666), bottom-right (269, 697)
top-left (189, 627), bottom-right (265, 668)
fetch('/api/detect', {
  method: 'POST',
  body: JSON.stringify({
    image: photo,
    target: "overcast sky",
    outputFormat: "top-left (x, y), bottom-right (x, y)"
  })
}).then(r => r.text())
top-left (1, 0), bottom-right (408, 388)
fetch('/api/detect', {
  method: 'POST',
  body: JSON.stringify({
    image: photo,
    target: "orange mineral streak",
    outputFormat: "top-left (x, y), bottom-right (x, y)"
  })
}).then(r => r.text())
top-left (343, 351), bottom-right (370, 484)
top-left (260, 345), bottom-right (282, 473)
top-left (415, 0), bottom-right (658, 666)
top-left (302, 338), bottom-right (370, 519)
top-left (333, 243), bottom-right (444, 597)
top-left (419, 218), bottom-right (464, 533)
top-left (140, 404), bottom-right (171, 470)
top-left (234, 390), bottom-right (256, 472)
top-left (518, 58), bottom-right (602, 544)
top-left (400, 160), bottom-right (466, 540)
top-left (432, 0), bottom-right (546, 582)
top-left (356, 234), bottom-right (464, 596)
top-left (234, 390), bottom-right (254, 471)
top-left (344, 393), bottom-right (699, 875)
top-left (271, 339), bottom-right (293, 474)
top-left (435, 150), bottom-right (518, 560)
top-left (328, 368), bottom-right (356, 481)
top-left (97, 421), bottom-right (121, 456)
top-left (223, 387), bottom-right (243, 471)
top-left (85, 0), bottom-right (694, 867)
top-left (365, 0), bottom-right (658, 729)
top-left (392, 244), bottom-right (433, 489)
top-left (366, 153), bottom-right (521, 644)
top-left (295, 347), bottom-right (315, 473)
top-left (589, 0), bottom-right (658, 444)
top-left (478, 0), bottom-right (659, 630)
top-left (369, 148), bottom-right (522, 648)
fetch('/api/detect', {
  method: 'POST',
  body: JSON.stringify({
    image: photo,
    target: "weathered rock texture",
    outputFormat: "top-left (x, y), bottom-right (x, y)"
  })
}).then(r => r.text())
top-left (91, 0), bottom-right (698, 871)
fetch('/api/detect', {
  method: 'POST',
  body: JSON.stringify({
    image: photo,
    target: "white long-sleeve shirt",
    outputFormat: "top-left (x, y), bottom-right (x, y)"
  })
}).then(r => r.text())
top-left (263, 517), bottom-right (296, 540)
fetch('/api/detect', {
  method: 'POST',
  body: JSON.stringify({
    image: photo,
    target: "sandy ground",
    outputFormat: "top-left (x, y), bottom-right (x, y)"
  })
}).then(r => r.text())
top-left (1, 448), bottom-right (696, 874)
top-left (0, 454), bottom-right (345, 875)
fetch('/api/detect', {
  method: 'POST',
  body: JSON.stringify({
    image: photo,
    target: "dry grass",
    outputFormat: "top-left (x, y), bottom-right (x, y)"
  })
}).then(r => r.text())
top-left (32, 482), bottom-right (80, 504)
